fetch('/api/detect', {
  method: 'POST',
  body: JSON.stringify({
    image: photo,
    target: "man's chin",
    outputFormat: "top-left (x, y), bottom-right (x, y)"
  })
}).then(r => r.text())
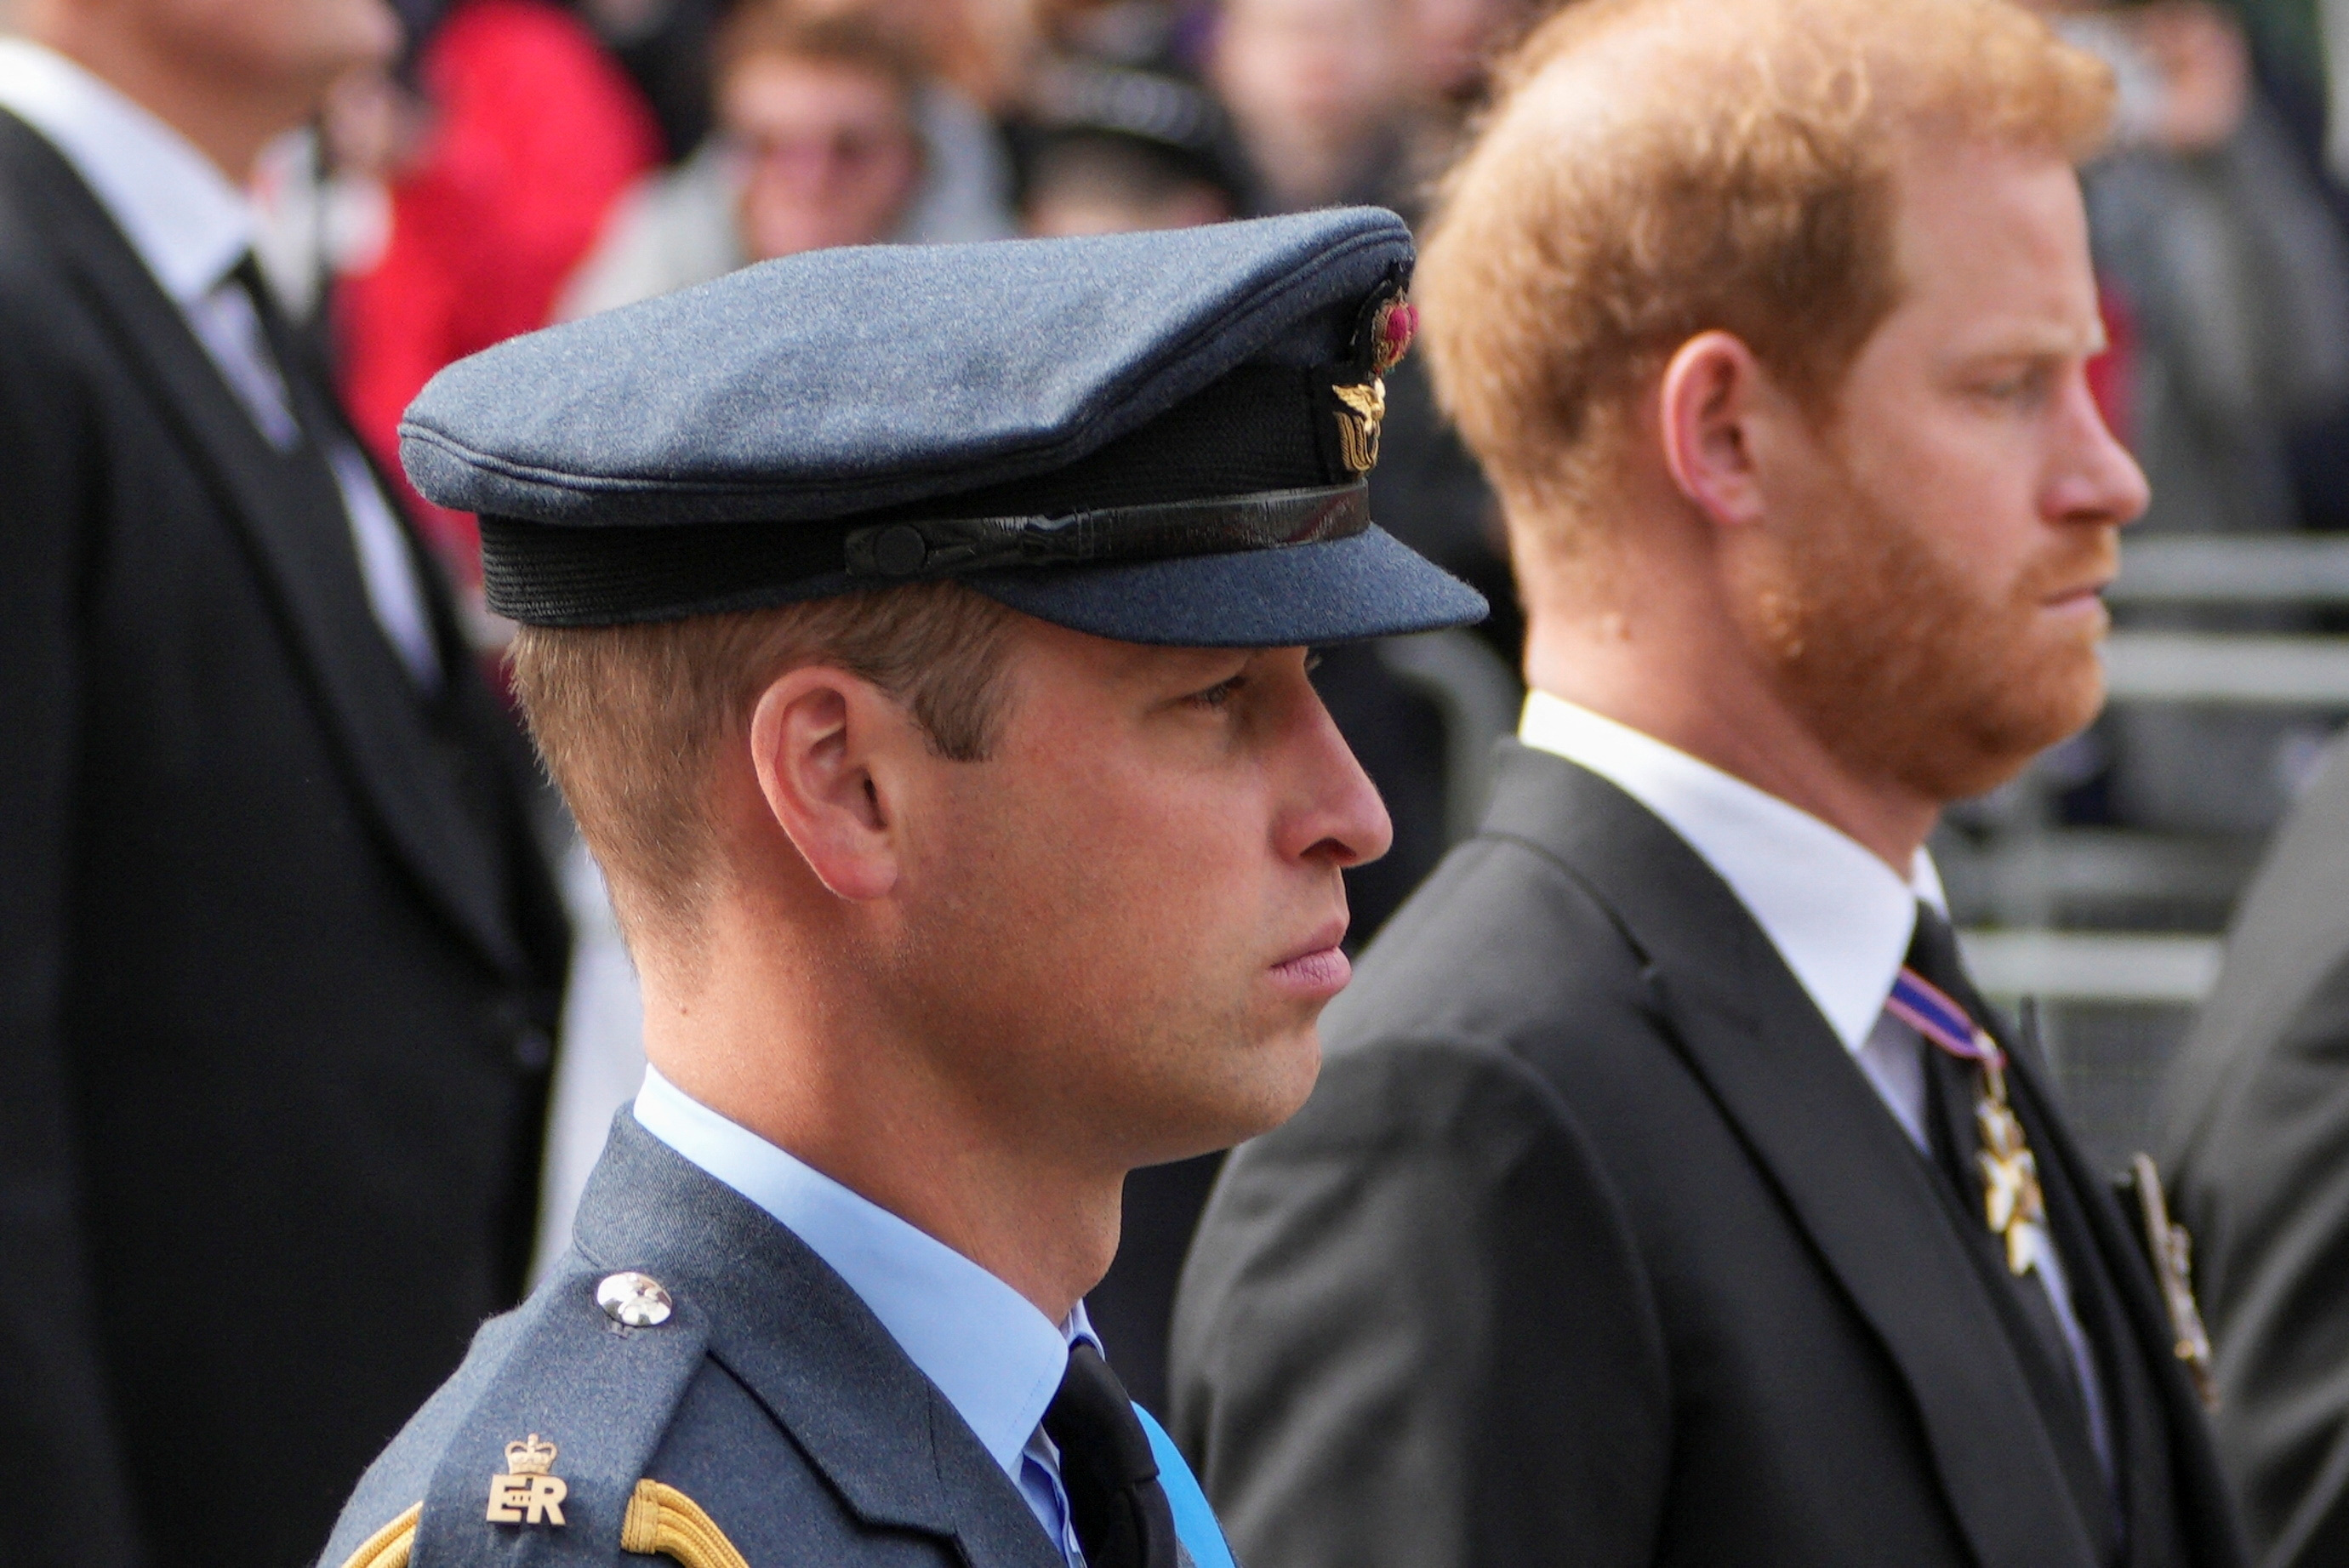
top-left (1915, 655), bottom-right (2107, 802)
top-left (1209, 1018), bottom-right (1326, 1148)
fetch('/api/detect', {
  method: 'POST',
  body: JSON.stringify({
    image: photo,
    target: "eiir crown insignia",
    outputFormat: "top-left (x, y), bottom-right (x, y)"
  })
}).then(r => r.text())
top-left (504, 1434), bottom-right (558, 1475)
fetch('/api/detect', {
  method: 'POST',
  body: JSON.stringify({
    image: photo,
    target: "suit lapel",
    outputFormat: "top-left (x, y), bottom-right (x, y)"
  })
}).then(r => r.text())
top-left (1481, 744), bottom-right (2102, 1568)
top-left (577, 1115), bottom-right (1064, 1568)
top-left (0, 111), bottom-right (521, 974)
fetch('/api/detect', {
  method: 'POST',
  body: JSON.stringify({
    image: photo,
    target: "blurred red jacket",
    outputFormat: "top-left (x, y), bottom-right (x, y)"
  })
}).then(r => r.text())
top-left (339, 0), bottom-right (660, 581)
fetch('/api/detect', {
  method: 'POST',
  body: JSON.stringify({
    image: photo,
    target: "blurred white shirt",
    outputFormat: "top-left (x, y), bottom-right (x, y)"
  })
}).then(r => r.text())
top-left (0, 37), bottom-right (439, 689)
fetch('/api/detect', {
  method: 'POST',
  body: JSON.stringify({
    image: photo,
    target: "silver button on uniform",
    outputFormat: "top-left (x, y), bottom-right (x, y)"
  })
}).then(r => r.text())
top-left (596, 1271), bottom-right (673, 1327)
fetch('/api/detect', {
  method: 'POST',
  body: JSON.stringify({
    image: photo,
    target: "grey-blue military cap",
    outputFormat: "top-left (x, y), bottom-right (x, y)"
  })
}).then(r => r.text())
top-left (400, 207), bottom-right (1486, 645)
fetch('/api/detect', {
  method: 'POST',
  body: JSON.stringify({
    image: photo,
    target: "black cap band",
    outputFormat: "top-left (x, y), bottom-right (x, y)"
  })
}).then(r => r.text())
top-left (845, 484), bottom-right (1369, 579)
top-left (482, 482), bottom-right (1372, 626)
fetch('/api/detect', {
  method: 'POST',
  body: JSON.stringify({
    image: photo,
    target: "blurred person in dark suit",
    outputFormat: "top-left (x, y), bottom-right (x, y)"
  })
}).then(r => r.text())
top-left (2158, 730), bottom-right (2349, 1568)
top-left (1172, 3), bottom-right (2246, 1566)
top-left (0, 0), bottom-right (571, 1563)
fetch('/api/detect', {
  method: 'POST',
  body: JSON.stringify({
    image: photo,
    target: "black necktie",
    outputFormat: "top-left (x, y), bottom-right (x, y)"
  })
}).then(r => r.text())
top-left (1907, 905), bottom-right (2119, 1554)
top-left (1041, 1343), bottom-right (1177, 1568)
top-left (1906, 909), bottom-right (2084, 1382)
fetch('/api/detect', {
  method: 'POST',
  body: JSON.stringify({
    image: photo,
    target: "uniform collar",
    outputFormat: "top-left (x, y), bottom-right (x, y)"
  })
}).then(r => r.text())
top-left (632, 1066), bottom-right (1090, 1486)
top-left (0, 37), bottom-right (251, 303)
top-left (1518, 689), bottom-right (1945, 1052)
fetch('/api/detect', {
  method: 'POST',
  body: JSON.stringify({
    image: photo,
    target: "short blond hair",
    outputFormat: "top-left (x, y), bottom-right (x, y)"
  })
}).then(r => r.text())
top-left (1418, 0), bottom-right (2112, 541)
top-left (511, 584), bottom-right (1023, 951)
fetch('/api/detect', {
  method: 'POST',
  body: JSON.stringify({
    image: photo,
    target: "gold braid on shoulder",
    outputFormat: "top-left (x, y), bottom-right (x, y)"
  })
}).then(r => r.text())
top-left (622, 1480), bottom-right (752, 1568)
top-left (337, 1503), bottom-right (420, 1568)
top-left (334, 1482), bottom-right (747, 1568)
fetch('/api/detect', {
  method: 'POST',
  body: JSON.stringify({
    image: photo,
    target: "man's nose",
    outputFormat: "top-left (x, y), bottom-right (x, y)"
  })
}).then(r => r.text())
top-left (1281, 694), bottom-right (1394, 870)
top-left (2050, 370), bottom-right (2151, 528)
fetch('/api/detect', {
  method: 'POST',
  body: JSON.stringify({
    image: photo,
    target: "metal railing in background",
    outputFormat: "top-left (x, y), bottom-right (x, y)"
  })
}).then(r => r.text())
top-left (2110, 536), bottom-right (2349, 606)
top-left (1950, 534), bottom-right (2349, 1166)
top-left (1958, 929), bottom-right (2223, 1006)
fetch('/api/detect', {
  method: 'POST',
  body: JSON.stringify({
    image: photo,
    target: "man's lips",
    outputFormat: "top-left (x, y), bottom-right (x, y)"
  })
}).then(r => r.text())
top-left (1270, 921), bottom-right (1353, 996)
top-left (2042, 578), bottom-right (2112, 610)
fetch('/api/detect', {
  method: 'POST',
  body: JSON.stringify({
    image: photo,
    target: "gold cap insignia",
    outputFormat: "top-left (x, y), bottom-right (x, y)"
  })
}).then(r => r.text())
top-left (1332, 379), bottom-right (1387, 474)
top-left (1331, 290), bottom-right (1414, 475)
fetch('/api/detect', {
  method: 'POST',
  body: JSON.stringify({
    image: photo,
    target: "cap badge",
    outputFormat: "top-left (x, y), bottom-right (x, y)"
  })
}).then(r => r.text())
top-left (1332, 291), bottom-right (1412, 474)
top-left (1332, 379), bottom-right (1388, 474)
top-left (1371, 296), bottom-right (1417, 376)
top-left (487, 1434), bottom-right (568, 1526)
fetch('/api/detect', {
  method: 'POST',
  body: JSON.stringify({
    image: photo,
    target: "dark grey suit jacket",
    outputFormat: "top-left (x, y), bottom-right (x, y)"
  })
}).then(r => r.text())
top-left (0, 110), bottom-right (569, 1568)
top-left (2158, 736), bottom-right (2349, 1567)
top-left (322, 1110), bottom-right (1070, 1568)
top-left (1172, 743), bottom-right (2243, 1568)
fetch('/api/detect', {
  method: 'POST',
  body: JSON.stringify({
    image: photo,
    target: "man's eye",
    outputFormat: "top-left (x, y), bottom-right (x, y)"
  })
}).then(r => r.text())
top-left (1972, 367), bottom-right (2050, 404)
top-left (1189, 676), bottom-right (1247, 710)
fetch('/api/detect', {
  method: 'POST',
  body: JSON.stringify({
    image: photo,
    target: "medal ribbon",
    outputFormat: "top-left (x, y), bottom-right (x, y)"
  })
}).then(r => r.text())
top-left (1887, 967), bottom-right (2006, 1071)
top-left (1887, 966), bottom-right (2046, 1277)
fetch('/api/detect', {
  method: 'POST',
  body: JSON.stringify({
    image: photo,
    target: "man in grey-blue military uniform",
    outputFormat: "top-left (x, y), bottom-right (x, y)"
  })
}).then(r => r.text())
top-left (318, 208), bottom-right (1482, 1568)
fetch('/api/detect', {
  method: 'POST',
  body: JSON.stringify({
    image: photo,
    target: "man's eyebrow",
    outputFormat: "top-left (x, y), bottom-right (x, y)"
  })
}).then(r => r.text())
top-left (1945, 321), bottom-right (2108, 362)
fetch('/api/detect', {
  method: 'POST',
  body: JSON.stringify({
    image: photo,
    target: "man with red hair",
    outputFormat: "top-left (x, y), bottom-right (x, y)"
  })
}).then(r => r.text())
top-left (1172, 3), bottom-right (2245, 1565)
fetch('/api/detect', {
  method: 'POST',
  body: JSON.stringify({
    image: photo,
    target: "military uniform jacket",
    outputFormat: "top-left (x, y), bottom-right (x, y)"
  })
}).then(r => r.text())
top-left (324, 1111), bottom-right (1109, 1568)
top-left (1171, 744), bottom-right (2244, 1568)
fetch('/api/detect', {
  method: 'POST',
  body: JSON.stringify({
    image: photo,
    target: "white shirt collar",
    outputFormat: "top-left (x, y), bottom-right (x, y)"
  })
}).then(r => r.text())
top-left (1519, 689), bottom-right (1945, 1052)
top-left (0, 37), bottom-right (252, 302)
top-left (631, 1065), bottom-right (1087, 1485)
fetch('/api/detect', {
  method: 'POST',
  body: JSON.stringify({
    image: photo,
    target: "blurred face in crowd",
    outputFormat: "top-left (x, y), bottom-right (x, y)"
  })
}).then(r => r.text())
top-left (1407, 0), bottom-right (1523, 100)
top-left (721, 49), bottom-right (923, 261)
top-left (1024, 180), bottom-right (1227, 236)
top-left (1021, 140), bottom-right (1232, 238)
top-left (32, 0), bottom-right (397, 161)
top-left (1212, 0), bottom-right (1408, 155)
top-left (98, 0), bottom-right (395, 83)
top-left (1717, 140), bottom-right (2147, 803)
top-left (750, 620), bottom-right (1390, 1172)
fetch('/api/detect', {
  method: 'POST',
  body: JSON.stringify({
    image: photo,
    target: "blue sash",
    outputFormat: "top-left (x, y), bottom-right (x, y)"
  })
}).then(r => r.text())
top-left (1135, 1404), bottom-right (1237, 1568)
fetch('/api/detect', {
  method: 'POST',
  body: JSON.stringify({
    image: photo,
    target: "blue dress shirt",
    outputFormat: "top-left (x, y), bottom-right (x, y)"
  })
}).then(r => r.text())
top-left (634, 1067), bottom-right (1233, 1568)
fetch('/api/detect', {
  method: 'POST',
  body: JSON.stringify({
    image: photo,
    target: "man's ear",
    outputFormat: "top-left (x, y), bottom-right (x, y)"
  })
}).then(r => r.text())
top-left (747, 668), bottom-right (913, 901)
top-left (1657, 330), bottom-right (1771, 531)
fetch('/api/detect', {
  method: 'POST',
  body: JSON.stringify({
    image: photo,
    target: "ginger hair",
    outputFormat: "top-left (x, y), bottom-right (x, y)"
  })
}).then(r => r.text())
top-left (510, 583), bottom-right (1023, 955)
top-left (1417, 0), bottom-right (2113, 552)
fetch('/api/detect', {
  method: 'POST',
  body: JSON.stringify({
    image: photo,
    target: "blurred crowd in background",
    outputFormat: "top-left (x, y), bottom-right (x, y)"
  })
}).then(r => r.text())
top-left (193, 0), bottom-right (2349, 864)
top-left (134, 0), bottom-right (2349, 1405)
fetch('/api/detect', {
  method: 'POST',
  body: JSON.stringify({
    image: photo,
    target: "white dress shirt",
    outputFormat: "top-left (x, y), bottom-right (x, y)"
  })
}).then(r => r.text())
top-left (1519, 689), bottom-right (2111, 1471)
top-left (0, 38), bottom-right (440, 689)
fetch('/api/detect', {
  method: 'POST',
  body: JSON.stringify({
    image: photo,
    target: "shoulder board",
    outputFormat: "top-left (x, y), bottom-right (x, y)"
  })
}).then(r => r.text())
top-left (324, 1258), bottom-right (712, 1568)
